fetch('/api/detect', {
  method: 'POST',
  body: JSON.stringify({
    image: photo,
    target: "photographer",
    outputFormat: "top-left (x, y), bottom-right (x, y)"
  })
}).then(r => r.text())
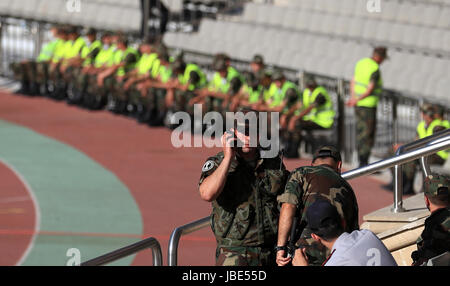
top-left (198, 108), bottom-right (289, 266)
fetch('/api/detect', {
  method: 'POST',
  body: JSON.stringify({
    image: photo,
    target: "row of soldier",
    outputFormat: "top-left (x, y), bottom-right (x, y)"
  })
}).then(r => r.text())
top-left (11, 25), bottom-right (336, 159)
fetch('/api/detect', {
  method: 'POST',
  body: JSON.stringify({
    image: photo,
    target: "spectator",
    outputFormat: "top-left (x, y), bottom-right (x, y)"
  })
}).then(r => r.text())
top-left (411, 174), bottom-right (450, 266)
top-left (292, 199), bottom-right (397, 266)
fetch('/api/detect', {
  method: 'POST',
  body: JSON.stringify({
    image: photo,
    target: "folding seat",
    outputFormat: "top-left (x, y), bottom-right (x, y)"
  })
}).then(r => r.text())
top-left (308, 12), bottom-right (325, 34)
top-left (373, 21), bottom-right (392, 44)
top-left (360, 19), bottom-right (379, 42)
top-left (338, 0), bottom-right (358, 16)
top-left (400, 25), bottom-right (420, 48)
top-left (281, 8), bottom-right (300, 30)
top-left (387, 22), bottom-right (407, 46)
top-left (34, 0), bottom-right (64, 22)
top-left (116, 7), bottom-right (141, 32)
top-left (378, 0), bottom-right (399, 22)
top-left (436, 6), bottom-right (450, 29)
top-left (395, 2), bottom-right (415, 24)
top-left (318, 14), bottom-right (338, 35)
top-left (420, 4), bottom-right (441, 27)
top-left (242, 2), bottom-right (259, 23)
top-left (294, 10), bottom-right (311, 32)
top-left (332, 15), bottom-right (351, 38)
top-left (299, 0), bottom-right (316, 12)
top-left (266, 5), bottom-right (285, 27)
top-left (319, 0), bottom-right (340, 14)
top-left (255, 4), bottom-right (273, 26)
top-left (347, 18), bottom-right (367, 39)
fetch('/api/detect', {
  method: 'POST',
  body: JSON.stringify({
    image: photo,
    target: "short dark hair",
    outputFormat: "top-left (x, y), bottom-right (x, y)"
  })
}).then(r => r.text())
top-left (426, 189), bottom-right (450, 207)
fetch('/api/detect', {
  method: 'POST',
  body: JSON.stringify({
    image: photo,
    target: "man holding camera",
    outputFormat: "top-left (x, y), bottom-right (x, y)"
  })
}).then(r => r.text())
top-left (198, 109), bottom-right (289, 266)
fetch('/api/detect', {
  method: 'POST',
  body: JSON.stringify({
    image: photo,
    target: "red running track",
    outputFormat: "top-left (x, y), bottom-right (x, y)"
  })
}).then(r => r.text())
top-left (0, 91), bottom-right (398, 265)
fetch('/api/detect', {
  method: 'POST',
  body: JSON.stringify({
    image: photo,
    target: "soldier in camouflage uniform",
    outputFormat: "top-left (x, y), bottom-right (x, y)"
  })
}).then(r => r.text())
top-left (198, 109), bottom-right (289, 266)
top-left (411, 174), bottom-right (450, 266)
top-left (276, 146), bottom-right (359, 266)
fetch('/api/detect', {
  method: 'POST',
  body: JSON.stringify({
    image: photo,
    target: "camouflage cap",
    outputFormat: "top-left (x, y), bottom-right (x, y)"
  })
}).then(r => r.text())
top-left (420, 103), bottom-right (435, 116)
top-left (213, 57), bottom-right (228, 72)
top-left (423, 174), bottom-right (449, 197)
top-left (252, 54), bottom-right (264, 65)
top-left (313, 145), bottom-right (342, 162)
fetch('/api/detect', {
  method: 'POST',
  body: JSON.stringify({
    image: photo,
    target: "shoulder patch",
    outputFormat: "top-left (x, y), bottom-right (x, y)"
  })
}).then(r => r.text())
top-left (202, 160), bottom-right (215, 172)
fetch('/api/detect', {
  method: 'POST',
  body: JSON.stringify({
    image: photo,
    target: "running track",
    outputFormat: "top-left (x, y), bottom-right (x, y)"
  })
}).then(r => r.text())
top-left (0, 90), bottom-right (398, 265)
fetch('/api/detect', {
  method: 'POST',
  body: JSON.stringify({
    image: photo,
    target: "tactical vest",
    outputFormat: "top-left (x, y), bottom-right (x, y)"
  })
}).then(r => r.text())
top-left (244, 84), bottom-right (262, 104)
top-left (417, 119), bottom-right (449, 160)
top-left (354, 57), bottom-right (383, 108)
top-left (151, 59), bottom-right (172, 83)
top-left (300, 86), bottom-right (335, 129)
top-left (37, 39), bottom-right (60, 62)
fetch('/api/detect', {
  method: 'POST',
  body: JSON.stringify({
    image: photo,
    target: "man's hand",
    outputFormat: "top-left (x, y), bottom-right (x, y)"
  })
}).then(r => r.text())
top-left (222, 130), bottom-right (236, 160)
top-left (276, 250), bottom-right (292, 266)
top-left (346, 96), bottom-right (358, 107)
top-left (292, 248), bottom-right (309, 266)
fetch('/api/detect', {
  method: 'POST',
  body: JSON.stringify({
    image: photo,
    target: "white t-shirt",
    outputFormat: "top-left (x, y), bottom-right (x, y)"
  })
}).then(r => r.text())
top-left (325, 229), bottom-right (397, 266)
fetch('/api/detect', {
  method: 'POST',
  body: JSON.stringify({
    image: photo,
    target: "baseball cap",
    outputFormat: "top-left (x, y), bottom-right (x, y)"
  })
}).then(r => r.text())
top-left (313, 145), bottom-right (342, 162)
top-left (423, 174), bottom-right (449, 197)
top-left (306, 200), bottom-right (341, 236)
top-left (252, 54), bottom-right (264, 65)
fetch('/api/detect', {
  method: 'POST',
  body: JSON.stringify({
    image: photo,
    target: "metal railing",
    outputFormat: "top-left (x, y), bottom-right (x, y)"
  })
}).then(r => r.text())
top-left (80, 237), bottom-right (163, 266)
top-left (393, 129), bottom-right (450, 212)
top-left (167, 134), bottom-right (450, 265)
top-left (167, 216), bottom-right (210, 266)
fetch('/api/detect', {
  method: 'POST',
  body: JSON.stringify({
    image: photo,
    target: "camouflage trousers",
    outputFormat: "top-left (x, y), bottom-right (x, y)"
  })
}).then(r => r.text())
top-left (355, 106), bottom-right (377, 166)
top-left (173, 90), bottom-right (196, 114)
top-left (35, 62), bottom-right (49, 85)
top-left (10, 61), bottom-right (36, 83)
top-left (281, 120), bottom-right (325, 158)
top-left (215, 246), bottom-right (276, 266)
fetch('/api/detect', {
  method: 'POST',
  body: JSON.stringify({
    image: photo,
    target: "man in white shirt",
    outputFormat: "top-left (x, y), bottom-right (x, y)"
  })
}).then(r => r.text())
top-left (292, 199), bottom-right (397, 266)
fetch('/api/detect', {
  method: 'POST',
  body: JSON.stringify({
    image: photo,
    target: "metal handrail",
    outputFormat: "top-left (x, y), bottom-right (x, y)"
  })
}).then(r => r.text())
top-left (167, 134), bottom-right (450, 265)
top-left (393, 129), bottom-right (450, 213)
top-left (167, 216), bottom-right (210, 266)
top-left (81, 237), bottom-right (163, 266)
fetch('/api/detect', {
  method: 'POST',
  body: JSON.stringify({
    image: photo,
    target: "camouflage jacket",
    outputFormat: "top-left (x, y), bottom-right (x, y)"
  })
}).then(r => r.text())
top-left (411, 207), bottom-right (450, 266)
top-left (277, 164), bottom-right (359, 265)
top-left (199, 151), bottom-right (289, 248)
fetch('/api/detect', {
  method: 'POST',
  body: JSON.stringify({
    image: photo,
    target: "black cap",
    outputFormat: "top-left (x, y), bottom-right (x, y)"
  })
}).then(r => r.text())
top-left (313, 145), bottom-right (342, 162)
top-left (306, 200), bottom-right (341, 235)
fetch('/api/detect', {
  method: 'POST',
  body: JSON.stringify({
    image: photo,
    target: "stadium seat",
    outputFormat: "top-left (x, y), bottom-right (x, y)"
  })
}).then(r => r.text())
top-left (35, 0), bottom-right (66, 23)
top-left (378, 1), bottom-right (399, 22)
top-left (437, 6), bottom-right (450, 29)
top-left (0, 0), bottom-right (13, 17)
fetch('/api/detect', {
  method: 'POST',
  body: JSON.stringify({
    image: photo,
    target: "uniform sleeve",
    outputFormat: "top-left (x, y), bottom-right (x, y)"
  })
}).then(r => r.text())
top-left (124, 53), bottom-right (137, 65)
top-left (230, 76), bottom-right (243, 94)
top-left (87, 47), bottom-right (100, 60)
top-left (285, 88), bottom-right (299, 106)
top-left (370, 69), bottom-right (380, 84)
top-left (198, 156), bottom-right (221, 186)
top-left (277, 170), bottom-right (303, 207)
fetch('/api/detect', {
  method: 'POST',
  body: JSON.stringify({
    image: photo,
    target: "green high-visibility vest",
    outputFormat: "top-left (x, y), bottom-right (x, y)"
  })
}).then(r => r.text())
top-left (63, 37), bottom-right (86, 60)
top-left (244, 84), bottom-right (262, 104)
top-left (209, 66), bottom-right (242, 94)
top-left (81, 40), bottom-right (102, 66)
top-left (52, 39), bottom-right (72, 63)
top-left (266, 81), bottom-right (298, 108)
top-left (417, 119), bottom-right (449, 160)
top-left (113, 47), bottom-right (139, 76)
top-left (354, 57), bottom-right (383, 108)
top-left (136, 53), bottom-right (158, 75)
top-left (300, 86), bottom-right (335, 129)
top-left (37, 39), bottom-right (61, 62)
top-left (93, 45), bottom-right (117, 68)
top-left (178, 63), bottom-right (206, 91)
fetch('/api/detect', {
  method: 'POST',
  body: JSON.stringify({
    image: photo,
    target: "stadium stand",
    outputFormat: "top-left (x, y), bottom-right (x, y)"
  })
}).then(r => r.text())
top-left (163, 0), bottom-right (450, 105)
